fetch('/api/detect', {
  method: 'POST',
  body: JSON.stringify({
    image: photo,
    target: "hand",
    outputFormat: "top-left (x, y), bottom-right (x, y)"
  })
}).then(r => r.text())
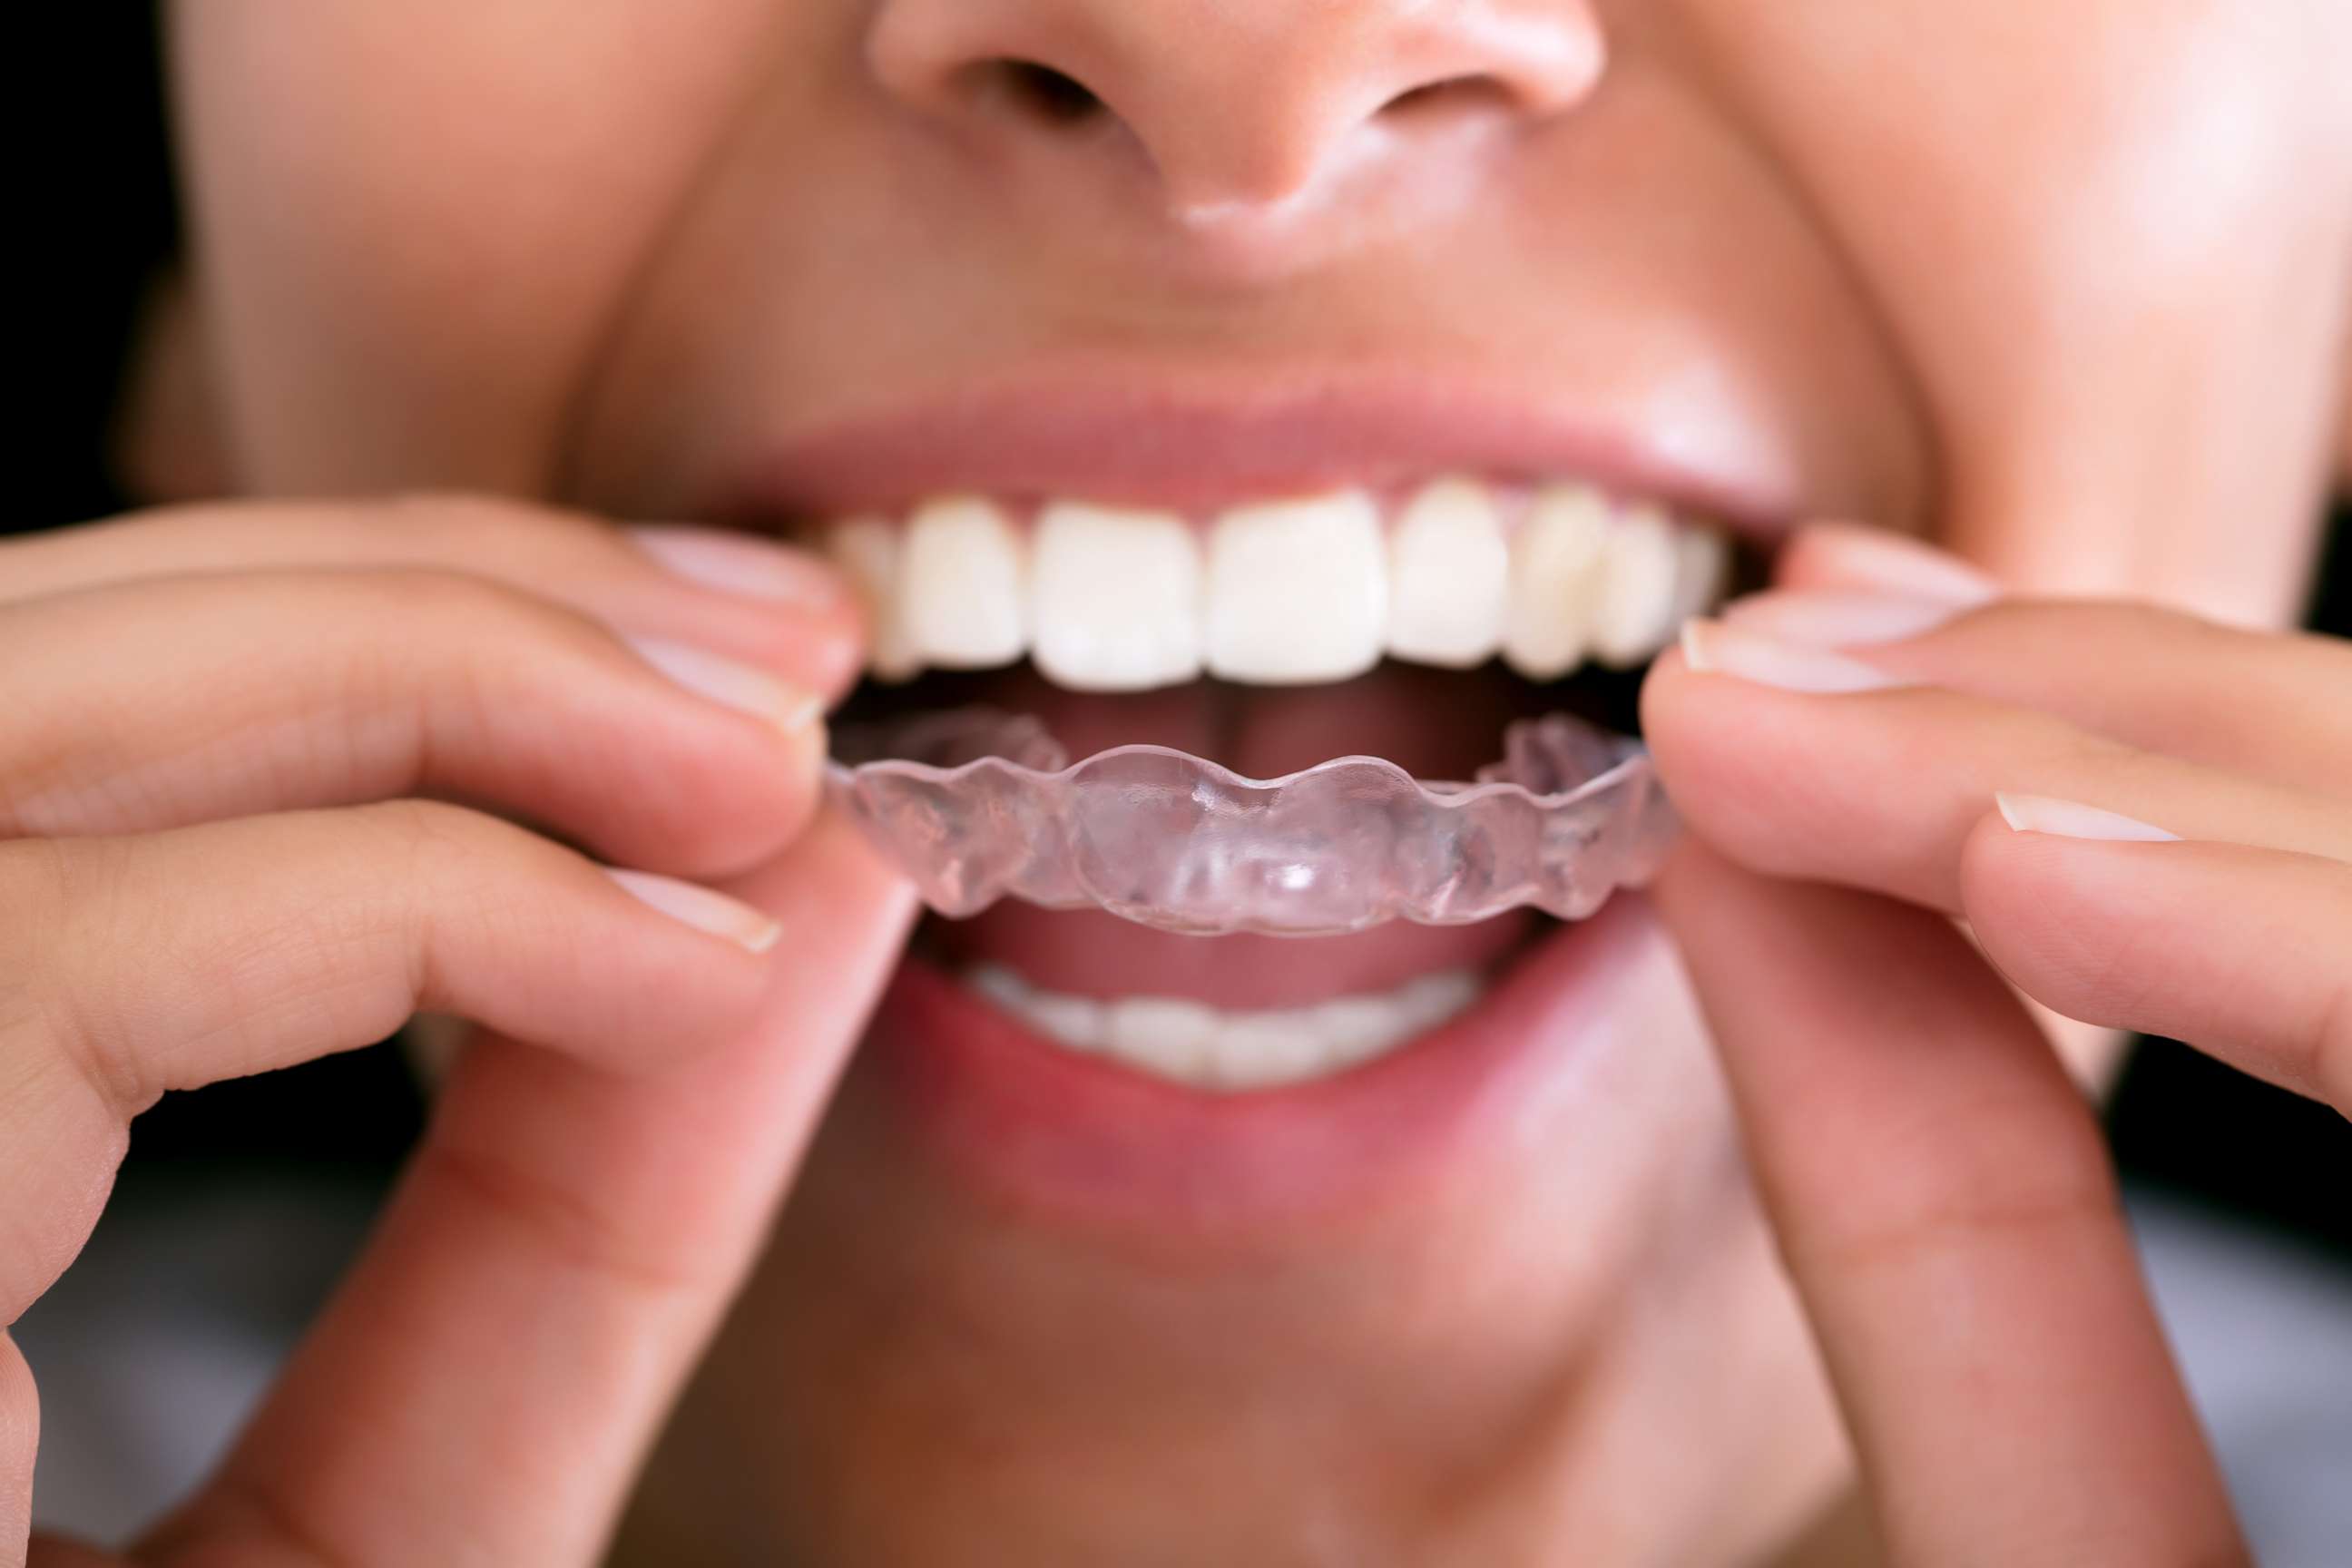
top-left (1639, 524), bottom-right (2348, 1566)
top-left (0, 497), bottom-right (916, 1567)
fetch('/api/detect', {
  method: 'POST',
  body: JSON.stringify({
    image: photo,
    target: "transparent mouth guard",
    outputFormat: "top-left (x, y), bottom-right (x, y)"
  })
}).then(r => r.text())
top-left (823, 709), bottom-right (1677, 937)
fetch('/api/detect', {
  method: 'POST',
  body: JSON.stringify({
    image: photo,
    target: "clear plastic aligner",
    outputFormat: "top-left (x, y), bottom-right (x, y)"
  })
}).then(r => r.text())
top-left (824, 710), bottom-right (1677, 937)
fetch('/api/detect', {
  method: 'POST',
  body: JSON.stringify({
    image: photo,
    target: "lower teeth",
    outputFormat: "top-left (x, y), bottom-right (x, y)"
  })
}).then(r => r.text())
top-left (965, 964), bottom-right (1485, 1092)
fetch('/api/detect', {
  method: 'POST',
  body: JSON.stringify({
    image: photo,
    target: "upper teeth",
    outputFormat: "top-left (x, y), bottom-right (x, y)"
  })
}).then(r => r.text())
top-left (1032, 501), bottom-right (1203, 691)
top-left (828, 479), bottom-right (1731, 690)
top-left (965, 963), bottom-right (1485, 1092)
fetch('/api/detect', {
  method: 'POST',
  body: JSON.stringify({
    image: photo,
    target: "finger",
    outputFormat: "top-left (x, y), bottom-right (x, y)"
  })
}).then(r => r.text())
top-left (1653, 844), bottom-right (2244, 1567)
top-left (142, 813), bottom-right (917, 1568)
top-left (1772, 520), bottom-right (2004, 604)
top-left (3, 1332), bottom-right (32, 1568)
top-left (1722, 585), bottom-right (2352, 796)
top-left (1640, 630), bottom-right (2352, 914)
top-left (1964, 809), bottom-right (2352, 1109)
top-left (0, 802), bottom-right (779, 1323)
top-left (0, 569), bottom-right (825, 877)
top-left (0, 496), bottom-right (863, 700)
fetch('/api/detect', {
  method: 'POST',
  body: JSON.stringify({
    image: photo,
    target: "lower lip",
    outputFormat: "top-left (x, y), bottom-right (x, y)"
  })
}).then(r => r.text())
top-left (855, 895), bottom-right (1661, 1240)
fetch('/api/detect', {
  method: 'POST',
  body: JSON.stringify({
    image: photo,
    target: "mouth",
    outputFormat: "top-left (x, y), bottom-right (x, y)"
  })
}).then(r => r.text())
top-left (730, 386), bottom-right (1774, 1227)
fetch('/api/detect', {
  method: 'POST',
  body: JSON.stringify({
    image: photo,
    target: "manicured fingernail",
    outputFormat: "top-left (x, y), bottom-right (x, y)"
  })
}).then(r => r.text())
top-left (1679, 619), bottom-right (1906, 693)
top-left (629, 524), bottom-right (848, 609)
top-left (627, 636), bottom-right (824, 732)
top-left (605, 867), bottom-right (782, 954)
top-left (1799, 524), bottom-right (2001, 606)
top-left (1720, 587), bottom-right (1965, 647)
top-left (1994, 793), bottom-right (2180, 842)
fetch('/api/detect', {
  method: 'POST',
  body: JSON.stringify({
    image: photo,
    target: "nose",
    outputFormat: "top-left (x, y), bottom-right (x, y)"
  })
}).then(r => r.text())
top-left (869, 0), bottom-right (1604, 219)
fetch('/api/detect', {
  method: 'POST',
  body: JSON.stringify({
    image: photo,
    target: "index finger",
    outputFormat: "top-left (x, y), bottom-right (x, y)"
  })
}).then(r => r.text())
top-left (1652, 843), bottom-right (2246, 1567)
top-left (0, 497), bottom-right (864, 701)
top-left (1639, 637), bottom-right (2352, 916)
top-left (134, 812), bottom-right (917, 1568)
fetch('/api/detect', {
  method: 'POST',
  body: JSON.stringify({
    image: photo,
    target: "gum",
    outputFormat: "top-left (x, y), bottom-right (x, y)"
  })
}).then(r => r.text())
top-left (824, 710), bottom-right (1676, 937)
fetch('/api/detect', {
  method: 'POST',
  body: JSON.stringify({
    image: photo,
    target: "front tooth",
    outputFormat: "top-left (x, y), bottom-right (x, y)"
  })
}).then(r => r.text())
top-left (901, 495), bottom-right (1027, 668)
top-left (1503, 484), bottom-right (1611, 680)
top-left (828, 516), bottom-right (924, 681)
top-left (1386, 477), bottom-right (1507, 669)
top-left (1030, 503), bottom-right (1203, 691)
top-left (1103, 997), bottom-right (1219, 1083)
top-left (1397, 970), bottom-right (1481, 1034)
top-left (1590, 503), bottom-right (1683, 668)
top-left (1312, 995), bottom-right (1412, 1064)
top-left (1204, 491), bottom-right (1387, 683)
top-left (971, 967), bottom-right (1491, 1093)
top-left (965, 963), bottom-right (1030, 1012)
top-left (1206, 1012), bottom-right (1328, 1091)
top-left (1670, 524), bottom-right (1732, 624)
top-left (1024, 991), bottom-right (1107, 1051)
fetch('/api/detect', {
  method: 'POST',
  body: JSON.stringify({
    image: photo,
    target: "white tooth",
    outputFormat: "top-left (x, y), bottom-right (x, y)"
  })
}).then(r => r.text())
top-left (828, 516), bottom-right (924, 681)
top-left (1204, 491), bottom-right (1387, 683)
top-left (1670, 524), bottom-right (1733, 625)
top-left (1029, 503), bottom-right (1203, 691)
top-left (1103, 997), bottom-right (1220, 1083)
top-left (1385, 477), bottom-right (1508, 669)
top-left (1503, 484), bottom-right (1611, 680)
top-left (1023, 991), bottom-right (1107, 1051)
top-left (979, 967), bottom-right (1493, 1092)
top-left (1591, 504), bottom-right (1683, 668)
top-left (1311, 995), bottom-right (1412, 1064)
top-left (1397, 970), bottom-right (1481, 1034)
top-left (965, 963), bottom-right (1030, 1012)
top-left (1205, 1011), bottom-right (1329, 1091)
top-left (901, 495), bottom-right (1027, 668)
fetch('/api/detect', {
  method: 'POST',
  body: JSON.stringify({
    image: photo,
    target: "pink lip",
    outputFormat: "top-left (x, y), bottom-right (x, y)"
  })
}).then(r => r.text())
top-left (717, 371), bottom-right (1804, 537)
top-left (723, 368), bottom-right (1758, 1234)
top-left (853, 897), bottom-right (1662, 1239)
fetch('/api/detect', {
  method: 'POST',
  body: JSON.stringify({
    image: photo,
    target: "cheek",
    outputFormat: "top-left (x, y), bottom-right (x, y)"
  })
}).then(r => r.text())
top-left (1694, 0), bottom-right (2352, 622)
top-left (171, 0), bottom-right (780, 492)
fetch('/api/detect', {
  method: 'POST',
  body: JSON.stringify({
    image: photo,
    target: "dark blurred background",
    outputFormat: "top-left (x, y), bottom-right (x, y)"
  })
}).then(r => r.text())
top-left (16, 11), bottom-right (2348, 1261)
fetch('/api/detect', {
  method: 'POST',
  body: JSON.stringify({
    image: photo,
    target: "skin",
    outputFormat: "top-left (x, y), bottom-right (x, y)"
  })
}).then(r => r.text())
top-left (3, 2), bottom-right (2349, 1564)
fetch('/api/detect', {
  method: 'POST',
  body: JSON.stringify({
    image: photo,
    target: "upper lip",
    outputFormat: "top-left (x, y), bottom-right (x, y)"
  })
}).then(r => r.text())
top-left (712, 363), bottom-right (1814, 540)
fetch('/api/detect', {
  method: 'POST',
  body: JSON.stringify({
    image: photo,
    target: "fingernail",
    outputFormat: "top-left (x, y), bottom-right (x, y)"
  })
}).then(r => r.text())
top-left (605, 867), bottom-right (783, 954)
top-left (1994, 793), bottom-right (2180, 842)
top-left (1680, 619), bottom-right (1906, 693)
top-left (627, 636), bottom-right (824, 733)
top-left (1798, 524), bottom-right (2001, 606)
top-left (1720, 587), bottom-right (1965, 648)
top-left (629, 524), bottom-right (848, 609)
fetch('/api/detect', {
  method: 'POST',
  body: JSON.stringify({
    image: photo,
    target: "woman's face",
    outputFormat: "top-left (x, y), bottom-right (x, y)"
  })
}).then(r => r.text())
top-left (168, 2), bottom-right (2352, 1561)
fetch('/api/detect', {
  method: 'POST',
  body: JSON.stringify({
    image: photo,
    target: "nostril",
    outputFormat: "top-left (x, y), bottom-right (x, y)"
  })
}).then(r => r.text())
top-left (1378, 74), bottom-right (1515, 120)
top-left (983, 59), bottom-right (1107, 125)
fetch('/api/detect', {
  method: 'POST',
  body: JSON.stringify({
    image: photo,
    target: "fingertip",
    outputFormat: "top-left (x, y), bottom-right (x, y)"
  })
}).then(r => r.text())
top-left (577, 637), bottom-right (840, 880)
top-left (1958, 800), bottom-right (2180, 936)
top-left (627, 524), bottom-right (852, 612)
top-left (603, 867), bottom-right (782, 955)
top-left (1957, 806), bottom-right (2027, 915)
top-left (1634, 638), bottom-right (1686, 737)
top-left (1777, 522), bottom-right (2002, 605)
top-left (1643, 833), bottom-right (1730, 928)
top-left (795, 617), bottom-right (869, 703)
top-left (1955, 809), bottom-right (2121, 1007)
top-left (1638, 652), bottom-right (1818, 878)
top-left (1636, 631), bottom-right (1716, 750)
top-left (525, 863), bottom-right (779, 1065)
top-left (627, 636), bottom-right (822, 732)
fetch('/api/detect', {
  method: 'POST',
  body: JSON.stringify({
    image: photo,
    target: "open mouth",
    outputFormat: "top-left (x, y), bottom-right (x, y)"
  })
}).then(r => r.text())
top-left (799, 475), bottom-right (1743, 1097)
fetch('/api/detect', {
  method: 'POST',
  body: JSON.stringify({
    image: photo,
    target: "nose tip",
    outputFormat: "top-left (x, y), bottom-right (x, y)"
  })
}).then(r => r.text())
top-left (870, 0), bottom-right (1604, 217)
